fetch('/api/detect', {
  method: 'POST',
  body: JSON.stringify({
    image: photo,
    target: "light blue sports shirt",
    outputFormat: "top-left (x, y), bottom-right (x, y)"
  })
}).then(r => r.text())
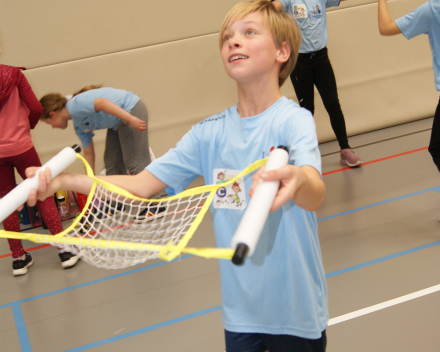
top-left (66, 88), bottom-right (140, 148)
top-left (396, 0), bottom-right (440, 91)
top-left (147, 97), bottom-right (328, 339)
top-left (278, 0), bottom-right (340, 53)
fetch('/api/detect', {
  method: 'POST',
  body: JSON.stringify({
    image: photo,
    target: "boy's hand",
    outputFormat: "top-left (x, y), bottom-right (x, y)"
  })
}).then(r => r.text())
top-left (128, 116), bottom-right (147, 131)
top-left (25, 167), bottom-right (62, 207)
top-left (249, 165), bottom-right (305, 212)
top-left (249, 164), bottom-right (325, 212)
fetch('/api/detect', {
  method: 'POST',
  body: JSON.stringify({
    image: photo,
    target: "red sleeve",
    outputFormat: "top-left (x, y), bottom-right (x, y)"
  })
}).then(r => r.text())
top-left (17, 71), bottom-right (43, 129)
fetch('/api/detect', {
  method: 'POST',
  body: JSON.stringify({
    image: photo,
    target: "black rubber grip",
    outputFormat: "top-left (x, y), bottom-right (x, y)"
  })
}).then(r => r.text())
top-left (232, 243), bottom-right (249, 266)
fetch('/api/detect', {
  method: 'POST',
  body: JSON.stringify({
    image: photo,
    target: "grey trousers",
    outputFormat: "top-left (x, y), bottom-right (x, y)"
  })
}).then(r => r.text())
top-left (104, 100), bottom-right (151, 176)
top-left (103, 100), bottom-right (166, 199)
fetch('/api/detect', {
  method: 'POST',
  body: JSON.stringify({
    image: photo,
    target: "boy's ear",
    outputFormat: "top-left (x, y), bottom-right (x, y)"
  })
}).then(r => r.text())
top-left (48, 111), bottom-right (56, 119)
top-left (277, 41), bottom-right (291, 64)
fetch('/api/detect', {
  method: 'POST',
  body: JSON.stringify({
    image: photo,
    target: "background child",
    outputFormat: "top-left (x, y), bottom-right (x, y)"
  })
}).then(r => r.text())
top-left (0, 64), bottom-right (79, 276)
top-left (378, 0), bottom-right (440, 173)
top-left (39, 85), bottom-right (150, 176)
top-left (273, 0), bottom-right (363, 167)
top-left (27, 1), bottom-right (328, 350)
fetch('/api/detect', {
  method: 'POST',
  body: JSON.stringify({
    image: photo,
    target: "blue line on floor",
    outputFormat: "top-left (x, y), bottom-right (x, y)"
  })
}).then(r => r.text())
top-left (64, 305), bottom-right (222, 352)
top-left (3, 186), bottom-right (440, 351)
top-left (0, 255), bottom-right (194, 310)
top-left (12, 302), bottom-right (32, 352)
top-left (326, 240), bottom-right (440, 278)
top-left (318, 186), bottom-right (440, 222)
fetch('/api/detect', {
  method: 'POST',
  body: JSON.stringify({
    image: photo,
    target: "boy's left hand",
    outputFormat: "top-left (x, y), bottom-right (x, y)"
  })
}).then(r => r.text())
top-left (249, 165), bottom-right (304, 212)
top-left (249, 164), bottom-right (325, 212)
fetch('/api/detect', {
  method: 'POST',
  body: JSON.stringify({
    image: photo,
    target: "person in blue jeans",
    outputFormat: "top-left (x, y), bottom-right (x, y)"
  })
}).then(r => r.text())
top-left (378, 0), bottom-right (440, 174)
top-left (273, 0), bottom-right (363, 167)
top-left (26, 1), bottom-right (328, 350)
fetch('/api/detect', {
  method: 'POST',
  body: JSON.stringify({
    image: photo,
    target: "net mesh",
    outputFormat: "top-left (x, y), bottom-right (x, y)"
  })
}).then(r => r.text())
top-left (0, 154), bottom-right (268, 269)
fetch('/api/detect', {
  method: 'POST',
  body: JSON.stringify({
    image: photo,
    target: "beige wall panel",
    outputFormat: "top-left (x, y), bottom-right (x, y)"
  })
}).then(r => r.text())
top-left (6, 0), bottom-right (438, 181)
top-left (0, 0), bottom-right (240, 69)
top-left (24, 35), bottom-right (238, 175)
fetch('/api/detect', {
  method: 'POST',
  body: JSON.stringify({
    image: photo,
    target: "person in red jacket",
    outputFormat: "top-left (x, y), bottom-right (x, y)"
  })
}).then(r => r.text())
top-left (0, 65), bottom-right (80, 276)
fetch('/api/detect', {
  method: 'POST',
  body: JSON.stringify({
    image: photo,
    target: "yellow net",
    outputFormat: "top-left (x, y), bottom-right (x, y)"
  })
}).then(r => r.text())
top-left (0, 154), bottom-right (268, 269)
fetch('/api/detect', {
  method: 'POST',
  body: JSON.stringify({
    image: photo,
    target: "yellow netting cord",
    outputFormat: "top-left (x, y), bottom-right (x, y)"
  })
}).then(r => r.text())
top-left (0, 154), bottom-right (267, 268)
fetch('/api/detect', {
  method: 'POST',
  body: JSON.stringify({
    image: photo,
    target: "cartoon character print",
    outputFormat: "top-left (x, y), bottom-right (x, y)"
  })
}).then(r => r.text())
top-left (213, 168), bottom-right (246, 210)
top-left (216, 171), bottom-right (226, 184)
top-left (292, 4), bottom-right (307, 19)
top-left (227, 182), bottom-right (241, 206)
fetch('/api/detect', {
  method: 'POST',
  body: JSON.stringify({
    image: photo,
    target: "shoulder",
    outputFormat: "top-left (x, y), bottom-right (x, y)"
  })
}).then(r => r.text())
top-left (197, 112), bottom-right (228, 126)
top-left (195, 106), bottom-right (234, 130)
top-left (277, 97), bottom-right (313, 120)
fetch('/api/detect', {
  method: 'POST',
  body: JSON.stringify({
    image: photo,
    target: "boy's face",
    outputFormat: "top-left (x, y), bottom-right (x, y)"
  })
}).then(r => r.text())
top-left (221, 12), bottom-right (281, 84)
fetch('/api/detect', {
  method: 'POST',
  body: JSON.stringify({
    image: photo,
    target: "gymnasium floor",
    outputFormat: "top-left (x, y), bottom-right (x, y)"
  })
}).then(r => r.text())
top-left (0, 116), bottom-right (439, 352)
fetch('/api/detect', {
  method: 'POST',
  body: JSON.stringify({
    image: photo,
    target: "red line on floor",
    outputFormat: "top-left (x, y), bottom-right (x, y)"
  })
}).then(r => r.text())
top-left (322, 146), bottom-right (429, 176)
top-left (0, 244), bottom-right (50, 259)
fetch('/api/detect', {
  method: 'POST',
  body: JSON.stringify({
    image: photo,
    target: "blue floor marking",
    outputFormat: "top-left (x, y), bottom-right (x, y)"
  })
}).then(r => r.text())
top-left (0, 254), bottom-right (193, 310)
top-left (326, 240), bottom-right (440, 278)
top-left (318, 186), bottom-right (440, 222)
top-left (3, 186), bottom-right (440, 351)
top-left (64, 306), bottom-right (222, 352)
top-left (12, 302), bottom-right (32, 352)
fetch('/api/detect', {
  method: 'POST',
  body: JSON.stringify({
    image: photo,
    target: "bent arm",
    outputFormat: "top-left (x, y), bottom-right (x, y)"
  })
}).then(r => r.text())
top-left (26, 168), bottom-right (167, 207)
top-left (17, 72), bottom-right (43, 129)
top-left (378, 0), bottom-right (402, 35)
top-left (94, 98), bottom-right (146, 131)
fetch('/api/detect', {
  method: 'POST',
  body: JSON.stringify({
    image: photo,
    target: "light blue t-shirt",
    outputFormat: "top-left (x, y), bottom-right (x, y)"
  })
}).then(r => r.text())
top-left (279, 0), bottom-right (340, 53)
top-left (66, 88), bottom-right (140, 148)
top-left (147, 97), bottom-right (328, 339)
top-left (396, 0), bottom-right (440, 91)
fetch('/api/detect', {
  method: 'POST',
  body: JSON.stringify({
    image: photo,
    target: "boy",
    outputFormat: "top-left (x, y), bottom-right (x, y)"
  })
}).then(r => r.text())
top-left (378, 0), bottom-right (440, 172)
top-left (27, 1), bottom-right (328, 350)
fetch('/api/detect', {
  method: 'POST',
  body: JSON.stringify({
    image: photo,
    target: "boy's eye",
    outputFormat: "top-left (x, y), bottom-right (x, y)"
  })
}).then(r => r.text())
top-left (246, 30), bottom-right (256, 35)
top-left (223, 35), bottom-right (232, 42)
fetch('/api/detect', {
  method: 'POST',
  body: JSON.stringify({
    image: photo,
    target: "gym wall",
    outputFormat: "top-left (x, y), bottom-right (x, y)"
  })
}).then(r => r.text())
top-left (0, 0), bottom-right (436, 175)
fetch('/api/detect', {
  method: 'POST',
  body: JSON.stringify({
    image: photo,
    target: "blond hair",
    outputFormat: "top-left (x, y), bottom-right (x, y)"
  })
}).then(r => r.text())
top-left (219, 0), bottom-right (301, 86)
top-left (39, 84), bottom-right (103, 120)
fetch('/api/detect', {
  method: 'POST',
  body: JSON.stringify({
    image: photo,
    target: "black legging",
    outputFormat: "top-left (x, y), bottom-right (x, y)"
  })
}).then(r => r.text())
top-left (290, 47), bottom-right (350, 150)
top-left (428, 97), bottom-right (440, 171)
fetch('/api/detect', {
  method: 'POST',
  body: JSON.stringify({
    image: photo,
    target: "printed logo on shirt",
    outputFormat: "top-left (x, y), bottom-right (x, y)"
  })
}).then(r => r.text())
top-left (213, 169), bottom-right (246, 210)
top-left (262, 146), bottom-right (276, 159)
top-left (292, 4), bottom-right (307, 19)
top-left (311, 4), bottom-right (322, 16)
top-left (199, 114), bottom-right (225, 125)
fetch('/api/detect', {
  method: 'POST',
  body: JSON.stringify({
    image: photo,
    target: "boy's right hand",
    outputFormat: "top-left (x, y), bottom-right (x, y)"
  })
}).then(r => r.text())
top-left (25, 167), bottom-right (62, 207)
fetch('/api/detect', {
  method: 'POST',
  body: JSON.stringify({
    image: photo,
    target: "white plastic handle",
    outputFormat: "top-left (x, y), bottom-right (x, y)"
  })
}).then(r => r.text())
top-left (0, 145), bottom-right (81, 224)
top-left (231, 146), bottom-right (289, 265)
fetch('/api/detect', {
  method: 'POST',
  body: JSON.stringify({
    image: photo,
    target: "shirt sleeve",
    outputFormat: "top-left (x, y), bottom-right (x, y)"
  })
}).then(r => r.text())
top-left (74, 124), bottom-right (94, 149)
top-left (17, 72), bottom-right (43, 129)
top-left (68, 93), bottom-right (97, 118)
top-left (284, 108), bottom-right (322, 176)
top-left (147, 127), bottom-right (203, 196)
top-left (396, 2), bottom-right (431, 40)
top-left (325, 0), bottom-right (340, 9)
top-left (277, 0), bottom-right (291, 13)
